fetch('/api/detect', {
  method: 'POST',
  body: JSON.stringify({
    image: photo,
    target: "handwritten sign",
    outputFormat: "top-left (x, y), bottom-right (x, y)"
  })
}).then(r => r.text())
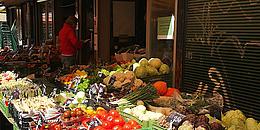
top-left (166, 112), bottom-right (186, 127)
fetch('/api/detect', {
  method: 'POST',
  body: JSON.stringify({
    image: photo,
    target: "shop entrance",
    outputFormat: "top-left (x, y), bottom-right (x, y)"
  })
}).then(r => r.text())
top-left (110, 0), bottom-right (147, 59)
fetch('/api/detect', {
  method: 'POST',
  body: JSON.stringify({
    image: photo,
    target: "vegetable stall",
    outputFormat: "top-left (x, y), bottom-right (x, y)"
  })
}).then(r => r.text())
top-left (0, 57), bottom-right (260, 130)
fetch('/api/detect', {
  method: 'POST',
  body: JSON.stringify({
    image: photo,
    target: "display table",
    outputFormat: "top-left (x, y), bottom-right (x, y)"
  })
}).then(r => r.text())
top-left (0, 101), bottom-right (19, 130)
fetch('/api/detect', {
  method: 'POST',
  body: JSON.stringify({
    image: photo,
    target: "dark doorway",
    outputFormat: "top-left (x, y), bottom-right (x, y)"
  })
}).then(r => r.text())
top-left (77, 0), bottom-right (94, 65)
top-left (110, 0), bottom-right (146, 56)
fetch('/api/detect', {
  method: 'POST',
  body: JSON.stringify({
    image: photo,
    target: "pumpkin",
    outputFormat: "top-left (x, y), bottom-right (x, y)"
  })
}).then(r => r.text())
top-left (164, 88), bottom-right (177, 97)
top-left (153, 81), bottom-right (167, 95)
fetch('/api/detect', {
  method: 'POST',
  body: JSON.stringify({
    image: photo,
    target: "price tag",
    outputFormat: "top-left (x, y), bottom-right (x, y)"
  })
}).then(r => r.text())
top-left (166, 112), bottom-right (186, 127)
top-left (98, 71), bottom-right (106, 78)
top-left (109, 76), bottom-right (116, 85)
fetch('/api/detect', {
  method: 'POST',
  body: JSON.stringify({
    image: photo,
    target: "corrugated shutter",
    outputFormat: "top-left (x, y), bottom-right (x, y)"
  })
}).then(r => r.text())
top-left (182, 0), bottom-right (260, 120)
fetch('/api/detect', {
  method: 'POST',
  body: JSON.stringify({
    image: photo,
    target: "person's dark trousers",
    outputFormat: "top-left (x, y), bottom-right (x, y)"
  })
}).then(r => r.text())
top-left (61, 55), bottom-right (75, 72)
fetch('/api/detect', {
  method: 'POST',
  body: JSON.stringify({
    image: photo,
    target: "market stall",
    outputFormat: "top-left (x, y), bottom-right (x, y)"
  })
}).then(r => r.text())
top-left (1, 57), bottom-right (259, 130)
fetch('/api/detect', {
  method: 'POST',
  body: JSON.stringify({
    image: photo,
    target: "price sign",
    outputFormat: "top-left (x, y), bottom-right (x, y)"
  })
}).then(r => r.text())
top-left (166, 112), bottom-right (186, 127)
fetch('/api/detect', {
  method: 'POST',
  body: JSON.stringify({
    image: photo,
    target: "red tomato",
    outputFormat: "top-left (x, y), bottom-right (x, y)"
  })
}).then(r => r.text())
top-left (53, 124), bottom-right (62, 130)
top-left (102, 121), bottom-right (112, 129)
top-left (70, 116), bottom-right (76, 121)
top-left (49, 123), bottom-right (56, 128)
top-left (132, 125), bottom-right (142, 129)
top-left (108, 110), bottom-right (120, 117)
top-left (75, 108), bottom-right (81, 112)
top-left (63, 118), bottom-right (70, 122)
top-left (76, 110), bottom-right (83, 117)
top-left (112, 125), bottom-right (123, 130)
top-left (113, 117), bottom-right (125, 126)
top-left (100, 113), bottom-right (108, 121)
top-left (123, 123), bottom-right (132, 130)
top-left (82, 119), bottom-right (89, 128)
top-left (94, 126), bottom-right (105, 130)
top-left (63, 110), bottom-right (71, 118)
top-left (96, 110), bottom-right (107, 116)
top-left (127, 119), bottom-right (139, 126)
top-left (91, 114), bottom-right (101, 119)
top-left (73, 122), bottom-right (79, 126)
top-left (69, 128), bottom-right (77, 130)
top-left (70, 110), bottom-right (76, 117)
top-left (106, 115), bottom-right (115, 122)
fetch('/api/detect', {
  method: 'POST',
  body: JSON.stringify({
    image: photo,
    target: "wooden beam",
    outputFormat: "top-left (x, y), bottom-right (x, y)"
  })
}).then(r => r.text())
top-left (173, 0), bottom-right (185, 89)
top-left (146, 0), bottom-right (152, 58)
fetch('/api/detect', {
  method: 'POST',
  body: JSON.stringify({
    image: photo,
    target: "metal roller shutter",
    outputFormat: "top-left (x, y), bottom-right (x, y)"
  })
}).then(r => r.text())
top-left (182, 0), bottom-right (260, 120)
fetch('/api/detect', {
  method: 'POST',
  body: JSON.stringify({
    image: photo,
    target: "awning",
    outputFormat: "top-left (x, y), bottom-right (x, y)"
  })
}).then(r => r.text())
top-left (0, 0), bottom-right (30, 6)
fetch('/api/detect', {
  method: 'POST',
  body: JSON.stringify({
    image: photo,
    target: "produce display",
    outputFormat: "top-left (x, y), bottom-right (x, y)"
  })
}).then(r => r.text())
top-left (0, 77), bottom-right (42, 100)
top-left (0, 71), bottom-right (18, 83)
top-left (133, 58), bottom-right (170, 78)
top-left (123, 105), bottom-right (164, 121)
top-left (11, 96), bottom-right (56, 112)
top-left (0, 57), bottom-right (260, 130)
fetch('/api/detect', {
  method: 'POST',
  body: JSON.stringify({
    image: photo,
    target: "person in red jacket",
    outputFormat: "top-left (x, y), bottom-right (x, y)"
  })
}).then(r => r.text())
top-left (59, 16), bottom-right (83, 70)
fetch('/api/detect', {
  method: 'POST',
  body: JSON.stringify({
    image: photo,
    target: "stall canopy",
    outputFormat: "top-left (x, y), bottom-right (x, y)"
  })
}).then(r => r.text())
top-left (153, 0), bottom-right (175, 15)
top-left (0, 0), bottom-right (29, 6)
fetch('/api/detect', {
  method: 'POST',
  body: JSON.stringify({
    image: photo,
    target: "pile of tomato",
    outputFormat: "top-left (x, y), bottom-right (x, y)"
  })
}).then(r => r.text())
top-left (32, 108), bottom-right (142, 130)
top-left (85, 109), bottom-right (142, 130)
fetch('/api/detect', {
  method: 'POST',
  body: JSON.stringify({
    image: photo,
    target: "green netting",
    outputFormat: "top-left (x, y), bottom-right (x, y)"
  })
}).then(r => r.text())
top-left (0, 22), bottom-right (18, 51)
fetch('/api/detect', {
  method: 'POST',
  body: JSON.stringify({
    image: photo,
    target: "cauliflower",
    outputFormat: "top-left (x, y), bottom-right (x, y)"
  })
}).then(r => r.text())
top-left (113, 81), bottom-right (122, 88)
top-left (134, 79), bottom-right (143, 88)
top-left (139, 58), bottom-right (149, 66)
top-left (146, 65), bottom-right (159, 76)
top-left (178, 121), bottom-right (193, 130)
top-left (75, 91), bottom-right (85, 99)
top-left (148, 58), bottom-right (162, 69)
top-left (139, 114), bottom-right (150, 121)
top-left (132, 105), bottom-right (146, 113)
top-left (134, 66), bottom-right (147, 78)
top-left (145, 111), bottom-right (163, 120)
top-left (124, 71), bottom-right (135, 80)
top-left (159, 64), bottom-right (170, 74)
top-left (123, 108), bottom-right (132, 114)
top-left (195, 126), bottom-right (207, 130)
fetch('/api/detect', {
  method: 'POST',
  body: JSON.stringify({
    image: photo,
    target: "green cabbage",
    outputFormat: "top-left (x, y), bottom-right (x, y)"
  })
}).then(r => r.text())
top-left (245, 118), bottom-right (258, 130)
top-left (159, 64), bottom-right (170, 74)
top-left (134, 66), bottom-right (147, 78)
top-left (222, 110), bottom-right (246, 128)
top-left (139, 58), bottom-right (149, 66)
top-left (146, 66), bottom-right (159, 76)
top-left (148, 58), bottom-right (162, 69)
